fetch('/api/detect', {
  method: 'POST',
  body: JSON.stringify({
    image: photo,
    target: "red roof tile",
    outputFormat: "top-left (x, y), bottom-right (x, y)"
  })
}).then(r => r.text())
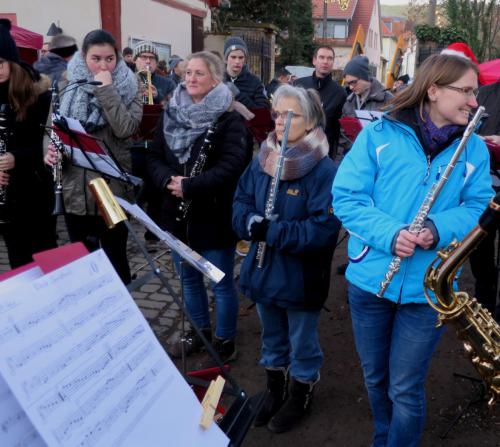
top-left (312, 0), bottom-right (359, 19)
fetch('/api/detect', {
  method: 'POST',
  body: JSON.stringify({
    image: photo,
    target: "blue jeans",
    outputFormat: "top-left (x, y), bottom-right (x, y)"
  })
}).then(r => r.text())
top-left (348, 283), bottom-right (444, 447)
top-left (173, 248), bottom-right (239, 340)
top-left (256, 303), bottom-right (323, 383)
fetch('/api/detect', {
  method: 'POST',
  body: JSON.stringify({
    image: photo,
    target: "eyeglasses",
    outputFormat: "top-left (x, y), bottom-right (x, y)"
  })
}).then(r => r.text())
top-left (345, 79), bottom-right (359, 87)
top-left (270, 111), bottom-right (303, 121)
top-left (138, 55), bottom-right (157, 61)
top-left (442, 85), bottom-right (479, 98)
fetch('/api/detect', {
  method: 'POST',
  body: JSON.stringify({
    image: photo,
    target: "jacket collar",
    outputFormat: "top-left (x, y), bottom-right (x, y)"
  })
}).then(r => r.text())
top-left (312, 71), bottom-right (333, 89)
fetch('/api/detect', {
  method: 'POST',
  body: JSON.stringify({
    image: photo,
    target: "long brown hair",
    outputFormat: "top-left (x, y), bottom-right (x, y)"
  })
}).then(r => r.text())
top-left (385, 54), bottom-right (479, 119)
top-left (8, 62), bottom-right (38, 121)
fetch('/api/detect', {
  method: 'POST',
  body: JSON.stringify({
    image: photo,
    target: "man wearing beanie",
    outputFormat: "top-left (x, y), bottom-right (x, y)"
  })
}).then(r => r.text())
top-left (33, 34), bottom-right (78, 84)
top-left (295, 46), bottom-right (347, 158)
top-left (339, 55), bottom-right (393, 154)
top-left (223, 36), bottom-right (268, 109)
top-left (134, 40), bottom-right (175, 104)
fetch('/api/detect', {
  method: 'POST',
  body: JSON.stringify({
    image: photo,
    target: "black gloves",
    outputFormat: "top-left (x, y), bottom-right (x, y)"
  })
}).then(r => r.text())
top-left (250, 218), bottom-right (270, 242)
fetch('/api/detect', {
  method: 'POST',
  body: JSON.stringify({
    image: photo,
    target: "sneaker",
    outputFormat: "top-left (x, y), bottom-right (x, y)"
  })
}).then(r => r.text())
top-left (213, 337), bottom-right (237, 363)
top-left (168, 328), bottom-right (211, 359)
top-left (236, 240), bottom-right (250, 257)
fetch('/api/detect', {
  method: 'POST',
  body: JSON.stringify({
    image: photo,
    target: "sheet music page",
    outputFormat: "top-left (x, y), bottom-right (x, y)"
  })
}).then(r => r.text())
top-left (0, 250), bottom-right (229, 447)
top-left (355, 110), bottom-right (384, 128)
top-left (0, 267), bottom-right (47, 447)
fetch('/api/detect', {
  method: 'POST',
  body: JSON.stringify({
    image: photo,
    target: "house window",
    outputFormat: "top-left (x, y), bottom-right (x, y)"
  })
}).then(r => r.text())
top-left (384, 21), bottom-right (392, 32)
top-left (315, 20), bottom-right (348, 39)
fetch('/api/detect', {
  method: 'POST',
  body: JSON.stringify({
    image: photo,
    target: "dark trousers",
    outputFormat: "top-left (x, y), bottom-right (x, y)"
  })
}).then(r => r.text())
top-left (65, 213), bottom-right (131, 284)
top-left (2, 211), bottom-right (57, 268)
top-left (469, 223), bottom-right (499, 318)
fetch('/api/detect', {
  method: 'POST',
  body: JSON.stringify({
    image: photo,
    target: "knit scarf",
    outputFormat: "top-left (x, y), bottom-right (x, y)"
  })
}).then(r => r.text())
top-left (59, 51), bottom-right (138, 133)
top-left (258, 127), bottom-right (329, 181)
top-left (163, 82), bottom-right (233, 164)
top-left (418, 109), bottom-right (461, 156)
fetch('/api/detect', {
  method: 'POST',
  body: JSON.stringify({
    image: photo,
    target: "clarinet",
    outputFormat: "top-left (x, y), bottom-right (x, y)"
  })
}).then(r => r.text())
top-left (255, 110), bottom-right (294, 268)
top-left (377, 106), bottom-right (486, 297)
top-left (0, 104), bottom-right (9, 224)
top-left (176, 121), bottom-right (218, 222)
top-left (49, 81), bottom-right (65, 216)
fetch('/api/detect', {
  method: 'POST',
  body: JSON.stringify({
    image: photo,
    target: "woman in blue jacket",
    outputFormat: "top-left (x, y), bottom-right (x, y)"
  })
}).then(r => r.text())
top-left (233, 85), bottom-right (340, 433)
top-left (332, 54), bottom-right (493, 447)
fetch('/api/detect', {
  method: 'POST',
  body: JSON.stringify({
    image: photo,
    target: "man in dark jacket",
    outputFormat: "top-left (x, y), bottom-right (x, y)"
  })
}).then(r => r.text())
top-left (134, 41), bottom-right (175, 104)
top-left (33, 34), bottom-right (78, 84)
top-left (295, 46), bottom-right (346, 158)
top-left (223, 36), bottom-right (269, 110)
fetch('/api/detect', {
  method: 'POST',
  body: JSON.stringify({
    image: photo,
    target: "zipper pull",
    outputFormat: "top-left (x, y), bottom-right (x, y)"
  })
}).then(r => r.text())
top-left (436, 165), bottom-right (442, 181)
top-left (423, 155), bottom-right (431, 184)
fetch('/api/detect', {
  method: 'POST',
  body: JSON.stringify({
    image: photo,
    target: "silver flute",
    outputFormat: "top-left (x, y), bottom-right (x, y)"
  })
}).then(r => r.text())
top-left (0, 104), bottom-right (9, 223)
top-left (377, 106), bottom-right (486, 298)
top-left (256, 110), bottom-right (294, 268)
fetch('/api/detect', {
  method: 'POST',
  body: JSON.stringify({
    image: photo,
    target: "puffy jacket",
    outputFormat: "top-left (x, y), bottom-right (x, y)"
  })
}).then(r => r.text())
top-left (341, 78), bottom-right (393, 117)
top-left (332, 115), bottom-right (493, 304)
top-left (148, 110), bottom-right (252, 251)
top-left (233, 156), bottom-right (341, 311)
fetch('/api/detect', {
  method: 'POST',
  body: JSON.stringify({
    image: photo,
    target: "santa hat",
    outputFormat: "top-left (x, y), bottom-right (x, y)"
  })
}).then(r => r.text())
top-left (441, 42), bottom-right (478, 64)
top-left (441, 42), bottom-right (487, 85)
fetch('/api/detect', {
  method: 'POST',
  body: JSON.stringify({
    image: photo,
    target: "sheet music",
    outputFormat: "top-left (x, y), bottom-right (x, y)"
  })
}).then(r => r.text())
top-left (116, 197), bottom-right (225, 283)
top-left (355, 110), bottom-right (384, 128)
top-left (0, 250), bottom-right (229, 447)
top-left (0, 267), bottom-right (47, 447)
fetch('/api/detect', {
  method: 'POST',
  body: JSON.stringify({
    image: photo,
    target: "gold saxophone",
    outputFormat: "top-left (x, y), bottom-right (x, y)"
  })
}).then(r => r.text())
top-left (424, 193), bottom-right (500, 407)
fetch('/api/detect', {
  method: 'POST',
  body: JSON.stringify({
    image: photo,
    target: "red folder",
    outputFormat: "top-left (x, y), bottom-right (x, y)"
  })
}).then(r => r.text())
top-left (339, 116), bottom-right (363, 142)
top-left (246, 108), bottom-right (274, 144)
top-left (486, 141), bottom-right (500, 169)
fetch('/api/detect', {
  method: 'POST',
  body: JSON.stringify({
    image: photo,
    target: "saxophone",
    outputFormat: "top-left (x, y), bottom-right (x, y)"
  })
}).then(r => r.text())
top-left (0, 104), bottom-right (10, 224)
top-left (424, 192), bottom-right (500, 407)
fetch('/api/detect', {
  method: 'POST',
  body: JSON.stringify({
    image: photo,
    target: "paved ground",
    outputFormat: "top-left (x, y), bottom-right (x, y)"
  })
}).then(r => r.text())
top-left (1, 218), bottom-right (499, 446)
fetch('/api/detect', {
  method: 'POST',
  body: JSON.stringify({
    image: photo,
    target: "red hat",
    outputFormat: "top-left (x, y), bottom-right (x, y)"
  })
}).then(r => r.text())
top-left (441, 42), bottom-right (487, 85)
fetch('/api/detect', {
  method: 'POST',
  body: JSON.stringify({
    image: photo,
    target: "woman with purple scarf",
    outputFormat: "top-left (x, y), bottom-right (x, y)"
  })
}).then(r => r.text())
top-left (233, 85), bottom-right (341, 433)
top-left (332, 54), bottom-right (493, 447)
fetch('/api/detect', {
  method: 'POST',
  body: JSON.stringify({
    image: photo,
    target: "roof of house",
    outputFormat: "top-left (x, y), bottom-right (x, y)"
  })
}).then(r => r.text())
top-left (381, 16), bottom-right (407, 38)
top-left (312, 0), bottom-right (376, 47)
top-left (312, 0), bottom-right (359, 20)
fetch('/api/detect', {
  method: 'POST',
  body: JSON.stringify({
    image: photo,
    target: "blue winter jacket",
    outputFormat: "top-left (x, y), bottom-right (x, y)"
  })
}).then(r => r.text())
top-left (332, 116), bottom-right (493, 304)
top-left (233, 156), bottom-right (341, 310)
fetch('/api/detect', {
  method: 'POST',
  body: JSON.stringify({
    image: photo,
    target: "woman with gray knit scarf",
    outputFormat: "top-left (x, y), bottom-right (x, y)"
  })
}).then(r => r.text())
top-left (233, 85), bottom-right (341, 433)
top-left (45, 29), bottom-right (142, 284)
top-left (147, 51), bottom-right (252, 363)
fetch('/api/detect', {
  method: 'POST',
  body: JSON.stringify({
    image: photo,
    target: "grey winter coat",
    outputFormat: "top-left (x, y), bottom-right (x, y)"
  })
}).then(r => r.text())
top-left (62, 83), bottom-right (143, 215)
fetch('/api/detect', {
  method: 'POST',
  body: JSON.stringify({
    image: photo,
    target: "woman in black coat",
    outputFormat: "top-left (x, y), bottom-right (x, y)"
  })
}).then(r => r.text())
top-left (0, 19), bottom-right (56, 268)
top-left (147, 51), bottom-right (251, 361)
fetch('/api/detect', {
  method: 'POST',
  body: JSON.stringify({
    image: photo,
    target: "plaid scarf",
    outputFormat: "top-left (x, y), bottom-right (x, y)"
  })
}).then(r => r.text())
top-left (258, 127), bottom-right (329, 181)
top-left (163, 82), bottom-right (233, 164)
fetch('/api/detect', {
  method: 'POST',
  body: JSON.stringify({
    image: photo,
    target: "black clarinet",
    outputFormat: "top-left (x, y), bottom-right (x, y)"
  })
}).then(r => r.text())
top-left (0, 104), bottom-right (10, 224)
top-left (49, 80), bottom-right (65, 216)
top-left (176, 122), bottom-right (218, 222)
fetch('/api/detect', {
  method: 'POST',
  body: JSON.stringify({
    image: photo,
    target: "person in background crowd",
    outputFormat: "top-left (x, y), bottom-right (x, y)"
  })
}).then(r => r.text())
top-left (332, 54), bottom-right (492, 447)
top-left (233, 84), bottom-right (340, 434)
top-left (168, 56), bottom-right (184, 87)
top-left (392, 74), bottom-right (410, 93)
top-left (469, 76), bottom-right (500, 320)
top-left (223, 36), bottom-right (269, 110)
top-left (156, 60), bottom-right (168, 77)
top-left (266, 67), bottom-right (291, 100)
top-left (0, 19), bottom-right (57, 268)
top-left (122, 46), bottom-right (135, 71)
top-left (147, 51), bottom-right (252, 362)
top-left (339, 55), bottom-right (393, 154)
top-left (40, 42), bottom-right (50, 59)
top-left (34, 34), bottom-right (78, 84)
top-left (44, 29), bottom-right (142, 284)
top-left (295, 46), bottom-right (346, 158)
top-left (134, 41), bottom-right (175, 105)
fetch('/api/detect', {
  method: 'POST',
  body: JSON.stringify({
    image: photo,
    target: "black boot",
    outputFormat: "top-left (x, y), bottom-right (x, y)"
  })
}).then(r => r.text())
top-left (212, 337), bottom-right (238, 363)
top-left (254, 368), bottom-right (289, 427)
top-left (267, 377), bottom-right (315, 433)
top-left (168, 327), bottom-right (212, 359)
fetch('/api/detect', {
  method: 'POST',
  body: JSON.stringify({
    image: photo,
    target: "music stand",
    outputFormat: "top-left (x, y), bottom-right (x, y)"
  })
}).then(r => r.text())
top-left (89, 183), bottom-right (264, 446)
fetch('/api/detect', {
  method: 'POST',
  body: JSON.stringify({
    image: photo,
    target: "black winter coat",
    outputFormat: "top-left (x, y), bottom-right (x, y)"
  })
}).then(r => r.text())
top-left (224, 66), bottom-right (269, 110)
top-left (477, 81), bottom-right (500, 136)
top-left (147, 110), bottom-right (252, 250)
top-left (295, 73), bottom-right (347, 156)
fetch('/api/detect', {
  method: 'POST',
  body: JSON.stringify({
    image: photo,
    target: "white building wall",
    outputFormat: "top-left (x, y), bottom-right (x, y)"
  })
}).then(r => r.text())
top-left (364, 0), bottom-right (382, 72)
top-left (0, 0), bottom-right (101, 46)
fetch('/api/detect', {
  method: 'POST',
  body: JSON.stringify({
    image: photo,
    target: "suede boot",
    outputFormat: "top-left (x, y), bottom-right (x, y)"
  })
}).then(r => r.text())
top-left (253, 367), bottom-right (289, 427)
top-left (267, 377), bottom-right (315, 433)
